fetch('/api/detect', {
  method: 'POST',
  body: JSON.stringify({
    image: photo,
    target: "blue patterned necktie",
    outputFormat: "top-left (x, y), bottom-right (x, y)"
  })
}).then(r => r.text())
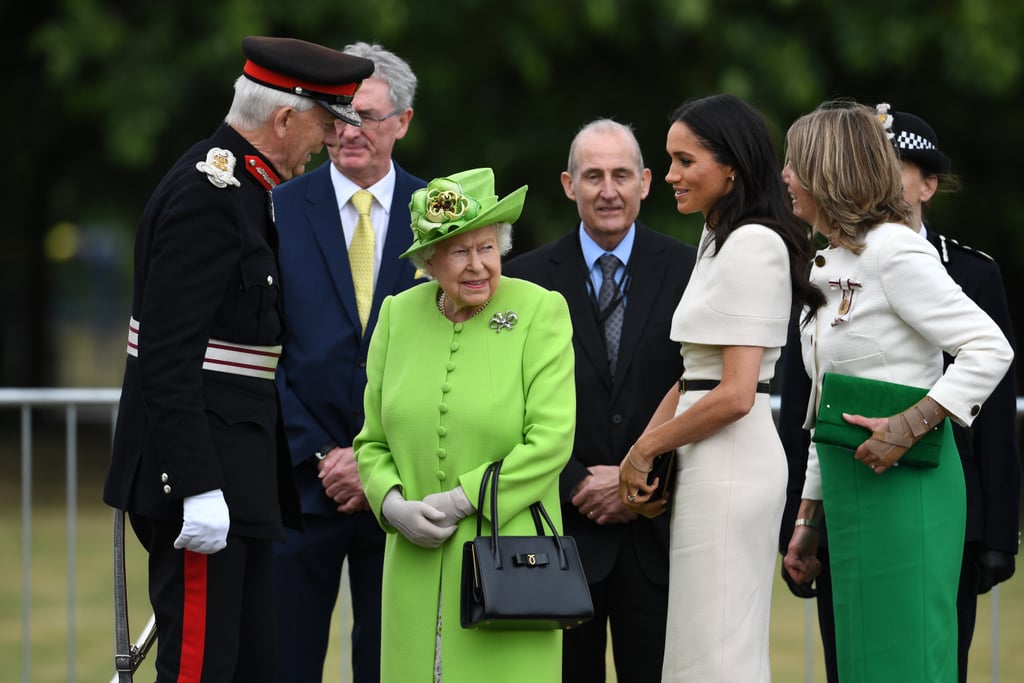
top-left (597, 253), bottom-right (624, 374)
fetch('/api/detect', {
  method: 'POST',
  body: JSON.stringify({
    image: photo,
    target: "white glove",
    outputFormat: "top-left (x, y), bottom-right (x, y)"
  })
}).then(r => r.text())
top-left (381, 488), bottom-right (456, 548)
top-left (422, 486), bottom-right (475, 528)
top-left (173, 489), bottom-right (230, 554)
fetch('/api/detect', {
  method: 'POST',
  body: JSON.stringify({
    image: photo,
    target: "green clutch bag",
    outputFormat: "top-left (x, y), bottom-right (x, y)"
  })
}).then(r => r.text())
top-left (812, 372), bottom-right (944, 468)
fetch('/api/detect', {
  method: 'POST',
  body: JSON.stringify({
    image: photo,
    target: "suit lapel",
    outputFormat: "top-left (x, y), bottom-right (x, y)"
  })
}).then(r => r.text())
top-left (305, 165), bottom-right (362, 331)
top-left (374, 167), bottom-right (417, 309)
top-left (545, 232), bottom-right (614, 388)
top-left (613, 226), bottom-right (671, 394)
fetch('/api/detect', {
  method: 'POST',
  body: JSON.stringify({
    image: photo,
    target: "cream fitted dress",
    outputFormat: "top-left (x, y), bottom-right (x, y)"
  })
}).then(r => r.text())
top-left (662, 225), bottom-right (791, 682)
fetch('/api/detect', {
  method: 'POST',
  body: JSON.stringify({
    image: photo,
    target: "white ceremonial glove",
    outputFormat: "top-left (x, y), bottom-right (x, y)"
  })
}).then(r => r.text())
top-left (381, 488), bottom-right (456, 548)
top-left (422, 486), bottom-right (475, 528)
top-left (173, 489), bottom-right (230, 554)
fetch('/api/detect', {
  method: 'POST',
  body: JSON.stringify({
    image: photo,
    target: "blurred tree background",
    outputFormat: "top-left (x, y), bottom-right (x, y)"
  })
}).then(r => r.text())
top-left (4, 0), bottom-right (1023, 389)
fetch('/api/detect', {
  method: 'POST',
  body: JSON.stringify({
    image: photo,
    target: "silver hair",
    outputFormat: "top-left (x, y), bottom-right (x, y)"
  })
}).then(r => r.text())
top-left (343, 42), bottom-right (418, 111)
top-left (225, 76), bottom-right (315, 131)
top-left (566, 118), bottom-right (644, 177)
top-left (409, 222), bottom-right (514, 273)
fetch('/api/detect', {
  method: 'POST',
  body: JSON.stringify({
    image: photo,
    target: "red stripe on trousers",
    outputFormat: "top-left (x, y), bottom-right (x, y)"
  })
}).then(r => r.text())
top-left (178, 550), bottom-right (207, 683)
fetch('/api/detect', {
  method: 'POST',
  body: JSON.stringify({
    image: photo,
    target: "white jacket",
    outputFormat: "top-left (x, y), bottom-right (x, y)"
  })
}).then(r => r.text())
top-left (800, 222), bottom-right (1013, 500)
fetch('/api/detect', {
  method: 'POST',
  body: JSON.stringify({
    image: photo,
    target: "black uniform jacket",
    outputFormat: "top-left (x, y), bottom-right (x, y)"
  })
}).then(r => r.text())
top-left (779, 231), bottom-right (1020, 555)
top-left (927, 232), bottom-right (1020, 553)
top-left (104, 123), bottom-right (301, 539)
top-left (504, 224), bottom-right (697, 584)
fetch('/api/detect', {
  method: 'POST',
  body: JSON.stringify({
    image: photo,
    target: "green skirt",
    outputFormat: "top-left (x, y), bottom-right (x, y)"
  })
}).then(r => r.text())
top-left (818, 420), bottom-right (964, 683)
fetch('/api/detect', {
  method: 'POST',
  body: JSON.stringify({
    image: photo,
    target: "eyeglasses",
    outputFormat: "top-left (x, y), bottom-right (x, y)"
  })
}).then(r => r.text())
top-left (339, 109), bottom-right (400, 131)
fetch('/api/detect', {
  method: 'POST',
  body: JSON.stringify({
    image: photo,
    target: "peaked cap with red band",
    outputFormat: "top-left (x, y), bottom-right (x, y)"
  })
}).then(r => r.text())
top-left (241, 36), bottom-right (375, 126)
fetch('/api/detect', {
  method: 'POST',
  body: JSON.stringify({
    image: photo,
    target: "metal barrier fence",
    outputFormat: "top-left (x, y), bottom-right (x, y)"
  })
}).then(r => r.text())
top-left (1, 388), bottom-right (1021, 683)
top-left (1, 388), bottom-right (120, 683)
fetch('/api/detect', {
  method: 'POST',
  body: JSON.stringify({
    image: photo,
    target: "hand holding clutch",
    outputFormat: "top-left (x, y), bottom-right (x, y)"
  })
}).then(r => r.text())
top-left (849, 395), bottom-right (948, 473)
top-left (622, 452), bottom-right (674, 518)
top-left (619, 447), bottom-right (660, 513)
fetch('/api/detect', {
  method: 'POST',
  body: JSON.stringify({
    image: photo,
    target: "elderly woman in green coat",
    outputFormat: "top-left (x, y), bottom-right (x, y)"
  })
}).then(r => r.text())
top-left (354, 167), bottom-right (576, 682)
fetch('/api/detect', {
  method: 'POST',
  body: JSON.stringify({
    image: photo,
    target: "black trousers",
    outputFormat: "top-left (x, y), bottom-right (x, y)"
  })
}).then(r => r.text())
top-left (562, 537), bottom-right (668, 683)
top-left (131, 514), bottom-right (277, 683)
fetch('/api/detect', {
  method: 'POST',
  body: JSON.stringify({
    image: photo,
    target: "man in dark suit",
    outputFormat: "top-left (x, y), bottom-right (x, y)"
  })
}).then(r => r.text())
top-left (779, 107), bottom-right (1020, 683)
top-left (104, 37), bottom-right (374, 683)
top-left (270, 43), bottom-right (426, 683)
top-left (504, 118), bottom-right (696, 683)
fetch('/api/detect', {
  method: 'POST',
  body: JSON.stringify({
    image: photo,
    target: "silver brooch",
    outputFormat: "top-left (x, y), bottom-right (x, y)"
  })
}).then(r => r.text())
top-left (489, 311), bottom-right (518, 333)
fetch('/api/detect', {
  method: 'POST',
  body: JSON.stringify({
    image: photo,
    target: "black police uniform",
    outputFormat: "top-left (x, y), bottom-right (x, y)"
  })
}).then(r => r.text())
top-left (104, 122), bottom-right (301, 682)
top-left (926, 230), bottom-right (1021, 682)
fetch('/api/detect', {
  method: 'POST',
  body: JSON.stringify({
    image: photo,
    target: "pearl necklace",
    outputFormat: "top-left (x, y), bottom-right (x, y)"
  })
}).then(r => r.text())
top-left (437, 290), bottom-right (490, 321)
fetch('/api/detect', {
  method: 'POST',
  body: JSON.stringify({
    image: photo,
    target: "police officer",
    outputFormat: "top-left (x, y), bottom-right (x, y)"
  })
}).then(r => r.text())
top-left (103, 37), bottom-right (374, 683)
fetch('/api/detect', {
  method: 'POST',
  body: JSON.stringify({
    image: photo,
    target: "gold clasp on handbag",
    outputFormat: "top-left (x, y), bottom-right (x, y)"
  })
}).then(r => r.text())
top-left (511, 552), bottom-right (549, 567)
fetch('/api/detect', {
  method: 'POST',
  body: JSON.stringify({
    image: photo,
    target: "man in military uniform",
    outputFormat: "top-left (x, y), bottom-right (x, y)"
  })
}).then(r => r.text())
top-left (103, 36), bottom-right (374, 683)
top-left (778, 107), bottom-right (1020, 683)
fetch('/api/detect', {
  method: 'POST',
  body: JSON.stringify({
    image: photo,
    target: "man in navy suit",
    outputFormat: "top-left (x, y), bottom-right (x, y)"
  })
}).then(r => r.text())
top-left (505, 119), bottom-right (696, 683)
top-left (778, 107), bottom-right (1020, 683)
top-left (271, 43), bottom-right (426, 683)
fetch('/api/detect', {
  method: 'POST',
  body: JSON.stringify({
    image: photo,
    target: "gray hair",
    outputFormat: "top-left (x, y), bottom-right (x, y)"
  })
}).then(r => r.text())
top-left (409, 222), bottom-right (514, 273)
top-left (566, 118), bottom-right (644, 177)
top-left (225, 76), bottom-right (314, 131)
top-left (343, 42), bottom-right (418, 111)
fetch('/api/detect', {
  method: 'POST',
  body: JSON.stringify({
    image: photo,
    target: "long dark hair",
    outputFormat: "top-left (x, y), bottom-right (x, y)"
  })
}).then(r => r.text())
top-left (670, 94), bottom-right (824, 319)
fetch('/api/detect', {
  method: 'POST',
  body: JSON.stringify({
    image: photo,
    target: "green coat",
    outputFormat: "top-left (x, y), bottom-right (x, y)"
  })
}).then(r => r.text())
top-left (355, 276), bottom-right (576, 683)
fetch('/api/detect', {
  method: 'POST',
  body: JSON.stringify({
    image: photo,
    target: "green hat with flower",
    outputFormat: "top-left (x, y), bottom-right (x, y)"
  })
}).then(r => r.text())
top-left (400, 167), bottom-right (528, 258)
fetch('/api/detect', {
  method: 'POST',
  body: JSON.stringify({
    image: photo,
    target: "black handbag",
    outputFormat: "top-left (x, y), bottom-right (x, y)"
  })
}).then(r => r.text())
top-left (460, 460), bottom-right (594, 630)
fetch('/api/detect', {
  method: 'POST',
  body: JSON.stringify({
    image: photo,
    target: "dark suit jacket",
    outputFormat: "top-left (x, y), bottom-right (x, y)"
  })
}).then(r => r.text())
top-left (272, 161), bottom-right (426, 516)
top-left (779, 230), bottom-right (1021, 557)
top-left (504, 224), bottom-right (697, 584)
top-left (105, 123), bottom-right (300, 538)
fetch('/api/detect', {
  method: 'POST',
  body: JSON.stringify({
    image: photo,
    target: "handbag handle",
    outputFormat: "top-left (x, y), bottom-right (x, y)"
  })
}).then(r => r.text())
top-left (474, 461), bottom-right (570, 571)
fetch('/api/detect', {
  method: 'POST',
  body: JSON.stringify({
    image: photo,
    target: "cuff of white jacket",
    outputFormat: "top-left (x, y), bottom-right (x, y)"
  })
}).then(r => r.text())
top-left (800, 440), bottom-right (823, 501)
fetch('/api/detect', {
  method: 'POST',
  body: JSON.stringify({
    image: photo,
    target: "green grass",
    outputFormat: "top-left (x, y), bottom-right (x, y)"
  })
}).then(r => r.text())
top-left (1, 423), bottom-right (1021, 682)
top-left (3, 498), bottom-right (1022, 682)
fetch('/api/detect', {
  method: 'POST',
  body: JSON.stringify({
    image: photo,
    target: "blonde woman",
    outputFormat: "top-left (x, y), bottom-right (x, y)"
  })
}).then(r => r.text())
top-left (781, 102), bottom-right (1013, 683)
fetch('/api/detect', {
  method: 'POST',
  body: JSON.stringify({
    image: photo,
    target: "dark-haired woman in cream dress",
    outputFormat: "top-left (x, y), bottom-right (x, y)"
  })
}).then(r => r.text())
top-left (619, 94), bottom-right (824, 682)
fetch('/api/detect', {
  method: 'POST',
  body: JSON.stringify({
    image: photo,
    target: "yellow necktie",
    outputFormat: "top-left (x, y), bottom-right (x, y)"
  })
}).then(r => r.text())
top-left (349, 190), bottom-right (376, 333)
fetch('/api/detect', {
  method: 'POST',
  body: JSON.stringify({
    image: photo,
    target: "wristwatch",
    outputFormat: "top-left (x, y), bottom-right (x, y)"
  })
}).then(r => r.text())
top-left (314, 441), bottom-right (338, 461)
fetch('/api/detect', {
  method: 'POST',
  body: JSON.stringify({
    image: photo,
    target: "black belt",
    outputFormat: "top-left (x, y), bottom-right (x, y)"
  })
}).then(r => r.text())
top-left (678, 379), bottom-right (771, 393)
